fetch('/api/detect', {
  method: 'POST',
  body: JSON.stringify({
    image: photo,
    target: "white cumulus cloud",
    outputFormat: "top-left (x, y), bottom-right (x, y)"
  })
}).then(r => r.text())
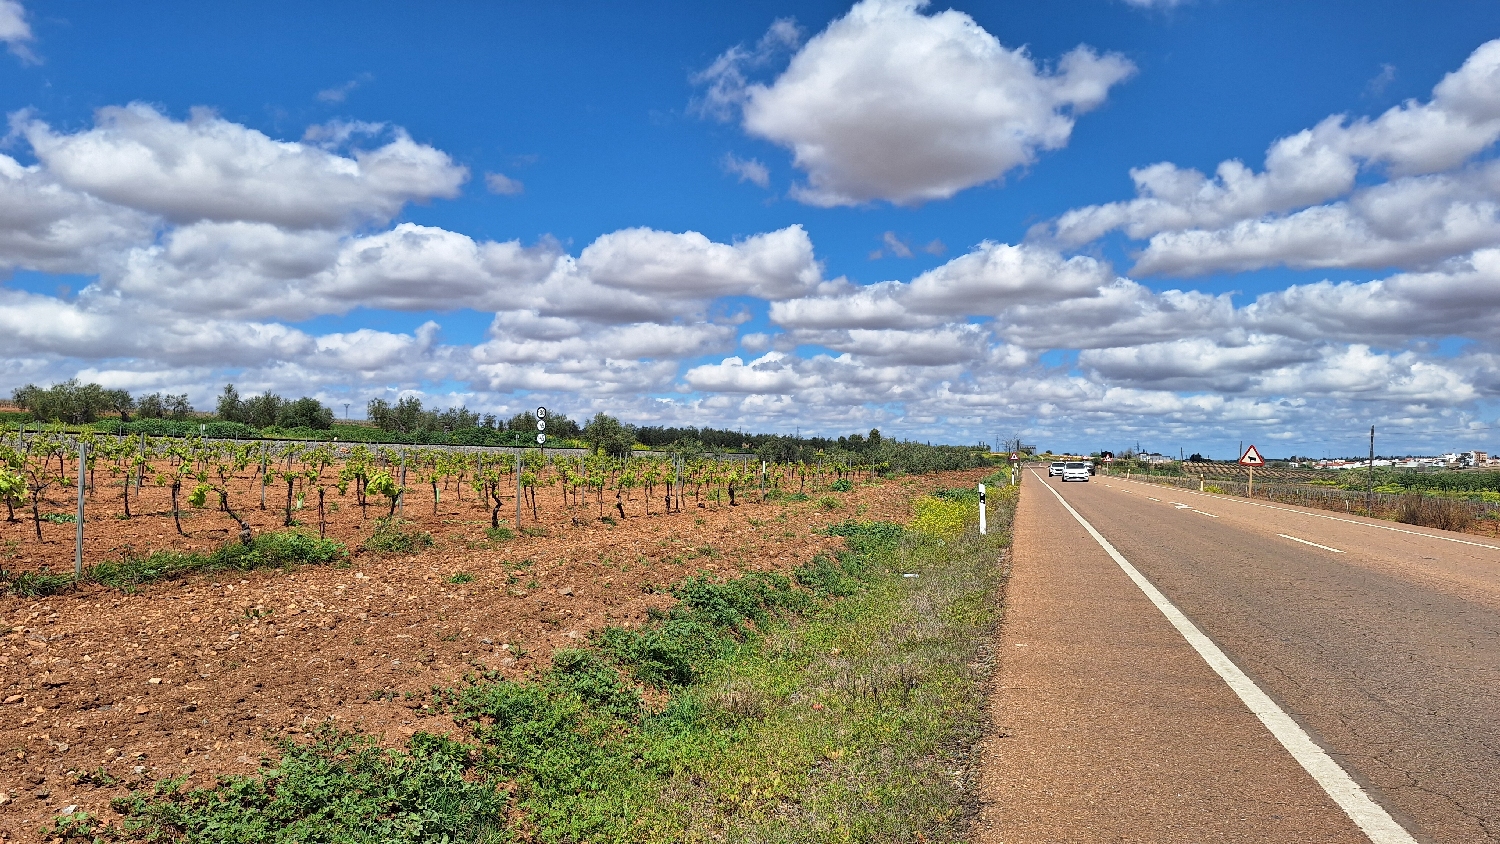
top-left (709, 0), bottom-right (1133, 206)
top-left (19, 103), bottom-right (468, 229)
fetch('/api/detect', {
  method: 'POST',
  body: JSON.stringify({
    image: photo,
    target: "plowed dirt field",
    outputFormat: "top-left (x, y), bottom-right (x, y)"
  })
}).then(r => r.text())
top-left (0, 468), bottom-right (991, 841)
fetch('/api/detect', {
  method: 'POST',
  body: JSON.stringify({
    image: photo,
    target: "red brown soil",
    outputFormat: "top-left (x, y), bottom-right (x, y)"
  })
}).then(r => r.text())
top-left (0, 468), bottom-right (991, 841)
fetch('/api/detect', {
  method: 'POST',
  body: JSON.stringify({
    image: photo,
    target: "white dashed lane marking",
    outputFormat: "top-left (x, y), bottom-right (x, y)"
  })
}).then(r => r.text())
top-left (1279, 534), bottom-right (1344, 554)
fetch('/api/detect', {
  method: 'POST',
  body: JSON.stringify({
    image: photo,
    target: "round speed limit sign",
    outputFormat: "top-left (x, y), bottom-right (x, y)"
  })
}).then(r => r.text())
top-left (536, 418), bottom-right (545, 431)
top-left (535, 406), bottom-right (547, 419)
top-left (536, 433), bottom-right (546, 444)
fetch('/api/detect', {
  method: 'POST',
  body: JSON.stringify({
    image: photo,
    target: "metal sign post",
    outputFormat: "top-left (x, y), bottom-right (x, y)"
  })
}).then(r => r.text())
top-left (75, 440), bottom-right (87, 578)
top-left (978, 482), bottom-right (987, 535)
top-left (1238, 444), bottom-right (1265, 497)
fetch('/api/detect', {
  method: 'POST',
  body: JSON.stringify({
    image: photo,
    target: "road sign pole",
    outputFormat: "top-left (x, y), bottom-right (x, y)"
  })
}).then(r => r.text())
top-left (1248, 465), bottom-right (1254, 497)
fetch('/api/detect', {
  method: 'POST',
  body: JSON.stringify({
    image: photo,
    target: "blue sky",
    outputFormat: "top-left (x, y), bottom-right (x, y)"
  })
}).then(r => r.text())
top-left (3, 0), bottom-right (1500, 458)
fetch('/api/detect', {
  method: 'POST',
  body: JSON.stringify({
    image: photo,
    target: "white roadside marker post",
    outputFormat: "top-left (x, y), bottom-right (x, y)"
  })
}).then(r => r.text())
top-left (75, 440), bottom-right (86, 578)
top-left (978, 482), bottom-right (987, 536)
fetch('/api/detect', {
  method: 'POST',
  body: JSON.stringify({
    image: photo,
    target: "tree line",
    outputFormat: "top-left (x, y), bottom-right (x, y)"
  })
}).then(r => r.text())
top-left (7, 380), bottom-right (988, 465)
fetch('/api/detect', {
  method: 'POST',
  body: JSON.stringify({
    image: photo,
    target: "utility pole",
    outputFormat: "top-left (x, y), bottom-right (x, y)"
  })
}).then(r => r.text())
top-left (1367, 425), bottom-right (1375, 514)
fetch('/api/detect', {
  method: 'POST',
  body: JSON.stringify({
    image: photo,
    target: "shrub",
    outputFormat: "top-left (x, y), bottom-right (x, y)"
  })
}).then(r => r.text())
top-left (816, 495), bottom-right (840, 510)
top-left (829, 478), bottom-right (853, 492)
top-left (362, 519), bottom-right (434, 554)
top-left (1204, 484), bottom-right (1226, 494)
top-left (1395, 494), bottom-right (1475, 532)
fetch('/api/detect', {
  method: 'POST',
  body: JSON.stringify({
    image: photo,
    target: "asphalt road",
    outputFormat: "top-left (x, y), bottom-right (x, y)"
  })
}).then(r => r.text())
top-left (976, 470), bottom-right (1499, 844)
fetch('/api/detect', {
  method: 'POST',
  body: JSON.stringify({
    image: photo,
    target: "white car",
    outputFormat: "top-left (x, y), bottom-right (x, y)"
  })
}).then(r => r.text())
top-left (1061, 461), bottom-right (1091, 482)
top-left (1048, 461), bottom-right (1066, 476)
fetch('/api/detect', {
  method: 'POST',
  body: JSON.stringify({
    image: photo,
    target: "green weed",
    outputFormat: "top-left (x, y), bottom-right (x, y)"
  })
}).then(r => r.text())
top-left (6, 567), bottom-right (75, 597)
top-left (106, 726), bottom-right (508, 843)
top-left (361, 519), bottom-right (434, 554)
top-left (85, 531), bottom-right (346, 592)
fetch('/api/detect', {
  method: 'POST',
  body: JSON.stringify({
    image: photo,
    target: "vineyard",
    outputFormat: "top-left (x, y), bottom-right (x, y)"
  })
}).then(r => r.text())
top-left (0, 416), bottom-right (1000, 841)
top-left (0, 427), bottom-right (989, 588)
top-left (1114, 468), bottom-right (1500, 537)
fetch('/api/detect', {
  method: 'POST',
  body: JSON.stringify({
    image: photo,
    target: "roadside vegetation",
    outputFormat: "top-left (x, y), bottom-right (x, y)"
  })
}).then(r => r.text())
top-left (1105, 456), bottom-right (1500, 534)
top-left (46, 475), bottom-right (1016, 843)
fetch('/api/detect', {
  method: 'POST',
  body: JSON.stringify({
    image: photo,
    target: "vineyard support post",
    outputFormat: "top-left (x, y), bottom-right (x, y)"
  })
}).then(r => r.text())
top-left (398, 449), bottom-right (406, 517)
top-left (260, 449), bottom-right (267, 509)
top-left (74, 440), bottom-right (86, 578)
top-left (137, 433), bottom-right (146, 490)
top-left (978, 482), bottom-right (987, 536)
top-left (514, 451), bottom-right (522, 527)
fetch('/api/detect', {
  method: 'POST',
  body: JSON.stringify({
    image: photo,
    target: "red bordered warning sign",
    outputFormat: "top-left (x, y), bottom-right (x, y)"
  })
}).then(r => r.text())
top-left (1238, 444), bottom-right (1266, 467)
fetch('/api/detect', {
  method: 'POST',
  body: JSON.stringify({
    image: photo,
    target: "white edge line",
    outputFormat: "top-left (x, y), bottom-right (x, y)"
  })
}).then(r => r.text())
top-left (1033, 471), bottom-right (1418, 844)
top-left (1194, 510), bottom-right (1218, 518)
top-left (1114, 476), bottom-right (1499, 551)
top-left (1279, 533), bottom-right (1345, 554)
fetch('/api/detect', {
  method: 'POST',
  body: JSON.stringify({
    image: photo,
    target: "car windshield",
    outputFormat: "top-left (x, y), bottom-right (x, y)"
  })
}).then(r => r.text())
top-left (1065, 462), bottom-right (1085, 469)
top-left (1051, 462), bottom-right (1065, 466)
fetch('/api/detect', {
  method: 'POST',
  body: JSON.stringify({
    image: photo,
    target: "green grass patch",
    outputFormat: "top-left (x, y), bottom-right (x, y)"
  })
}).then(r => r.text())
top-left (485, 526), bottom-right (515, 541)
top-left (447, 572), bottom-right (475, 584)
top-left (3, 567), bottom-right (76, 597)
top-left (361, 519), bottom-right (434, 554)
top-left (85, 489), bottom-right (1015, 844)
top-left (39, 511), bottom-right (78, 524)
top-left (84, 531), bottom-right (347, 593)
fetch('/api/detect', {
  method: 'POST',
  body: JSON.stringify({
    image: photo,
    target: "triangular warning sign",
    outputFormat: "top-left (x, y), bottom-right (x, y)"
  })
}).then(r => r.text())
top-left (1238, 444), bottom-right (1265, 466)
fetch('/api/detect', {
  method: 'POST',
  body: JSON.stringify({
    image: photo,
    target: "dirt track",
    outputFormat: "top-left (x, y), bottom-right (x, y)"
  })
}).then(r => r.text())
top-left (0, 468), bottom-right (990, 842)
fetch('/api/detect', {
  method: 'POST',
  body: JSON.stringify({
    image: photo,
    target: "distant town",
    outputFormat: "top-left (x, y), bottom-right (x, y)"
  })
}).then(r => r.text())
top-left (1083, 450), bottom-right (1495, 470)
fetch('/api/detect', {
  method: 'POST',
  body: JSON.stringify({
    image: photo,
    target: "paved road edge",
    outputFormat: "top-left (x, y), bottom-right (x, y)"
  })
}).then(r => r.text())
top-left (1033, 470), bottom-right (1420, 844)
